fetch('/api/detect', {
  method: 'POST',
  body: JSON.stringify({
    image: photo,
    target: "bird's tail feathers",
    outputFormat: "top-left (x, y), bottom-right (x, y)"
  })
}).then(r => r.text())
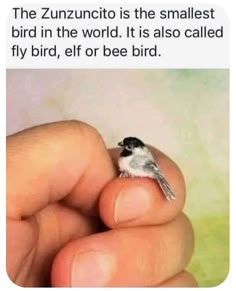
top-left (154, 171), bottom-right (176, 201)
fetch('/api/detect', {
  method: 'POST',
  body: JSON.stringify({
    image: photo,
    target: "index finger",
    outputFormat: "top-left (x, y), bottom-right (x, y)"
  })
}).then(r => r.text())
top-left (7, 121), bottom-right (116, 219)
top-left (99, 147), bottom-right (186, 227)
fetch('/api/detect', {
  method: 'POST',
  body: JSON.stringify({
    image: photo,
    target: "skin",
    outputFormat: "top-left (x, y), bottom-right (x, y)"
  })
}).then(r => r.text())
top-left (6, 120), bottom-right (197, 287)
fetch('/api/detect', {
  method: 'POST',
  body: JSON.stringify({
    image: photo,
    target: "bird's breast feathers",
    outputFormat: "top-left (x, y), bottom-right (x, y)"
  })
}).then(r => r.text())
top-left (118, 154), bottom-right (156, 178)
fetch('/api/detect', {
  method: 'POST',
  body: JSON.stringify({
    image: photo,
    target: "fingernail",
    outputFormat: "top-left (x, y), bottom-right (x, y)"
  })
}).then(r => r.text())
top-left (114, 187), bottom-right (150, 223)
top-left (71, 251), bottom-right (114, 287)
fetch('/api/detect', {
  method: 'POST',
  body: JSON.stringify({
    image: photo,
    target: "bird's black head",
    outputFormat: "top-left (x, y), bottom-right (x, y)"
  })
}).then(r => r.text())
top-left (118, 137), bottom-right (145, 156)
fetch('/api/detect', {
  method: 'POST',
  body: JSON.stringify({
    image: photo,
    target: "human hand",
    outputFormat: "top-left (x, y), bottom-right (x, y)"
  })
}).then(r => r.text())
top-left (6, 121), bottom-right (197, 287)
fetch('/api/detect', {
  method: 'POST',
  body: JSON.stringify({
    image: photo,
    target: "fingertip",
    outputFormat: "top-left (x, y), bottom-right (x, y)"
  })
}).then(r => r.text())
top-left (51, 245), bottom-right (72, 287)
top-left (158, 271), bottom-right (198, 287)
top-left (51, 235), bottom-right (115, 287)
top-left (99, 173), bottom-right (185, 228)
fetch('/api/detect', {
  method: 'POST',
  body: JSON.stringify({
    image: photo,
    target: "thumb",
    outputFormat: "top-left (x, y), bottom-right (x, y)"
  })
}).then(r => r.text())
top-left (99, 148), bottom-right (185, 227)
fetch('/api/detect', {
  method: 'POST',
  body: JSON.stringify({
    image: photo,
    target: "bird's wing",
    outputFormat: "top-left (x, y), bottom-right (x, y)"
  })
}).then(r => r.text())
top-left (130, 154), bottom-right (159, 170)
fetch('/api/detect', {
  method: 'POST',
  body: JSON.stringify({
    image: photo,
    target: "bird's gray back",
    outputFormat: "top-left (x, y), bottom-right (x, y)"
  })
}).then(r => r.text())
top-left (130, 154), bottom-right (159, 171)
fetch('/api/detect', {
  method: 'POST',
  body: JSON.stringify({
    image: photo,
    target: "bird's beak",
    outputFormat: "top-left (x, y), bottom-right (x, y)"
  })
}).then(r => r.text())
top-left (118, 141), bottom-right (124, 147)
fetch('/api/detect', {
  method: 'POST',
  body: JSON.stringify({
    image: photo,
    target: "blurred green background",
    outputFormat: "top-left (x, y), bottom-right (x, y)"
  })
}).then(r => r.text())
top-left (7, 69), bottom-right (229, 286)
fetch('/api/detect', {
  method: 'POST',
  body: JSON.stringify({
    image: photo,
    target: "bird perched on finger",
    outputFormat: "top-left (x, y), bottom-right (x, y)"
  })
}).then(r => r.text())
top-left (118, 137), bottom-right (176, 201)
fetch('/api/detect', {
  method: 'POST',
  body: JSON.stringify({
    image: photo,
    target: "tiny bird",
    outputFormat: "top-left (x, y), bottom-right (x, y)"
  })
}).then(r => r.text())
top-left (118, 137), bottom-right (176, 201)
